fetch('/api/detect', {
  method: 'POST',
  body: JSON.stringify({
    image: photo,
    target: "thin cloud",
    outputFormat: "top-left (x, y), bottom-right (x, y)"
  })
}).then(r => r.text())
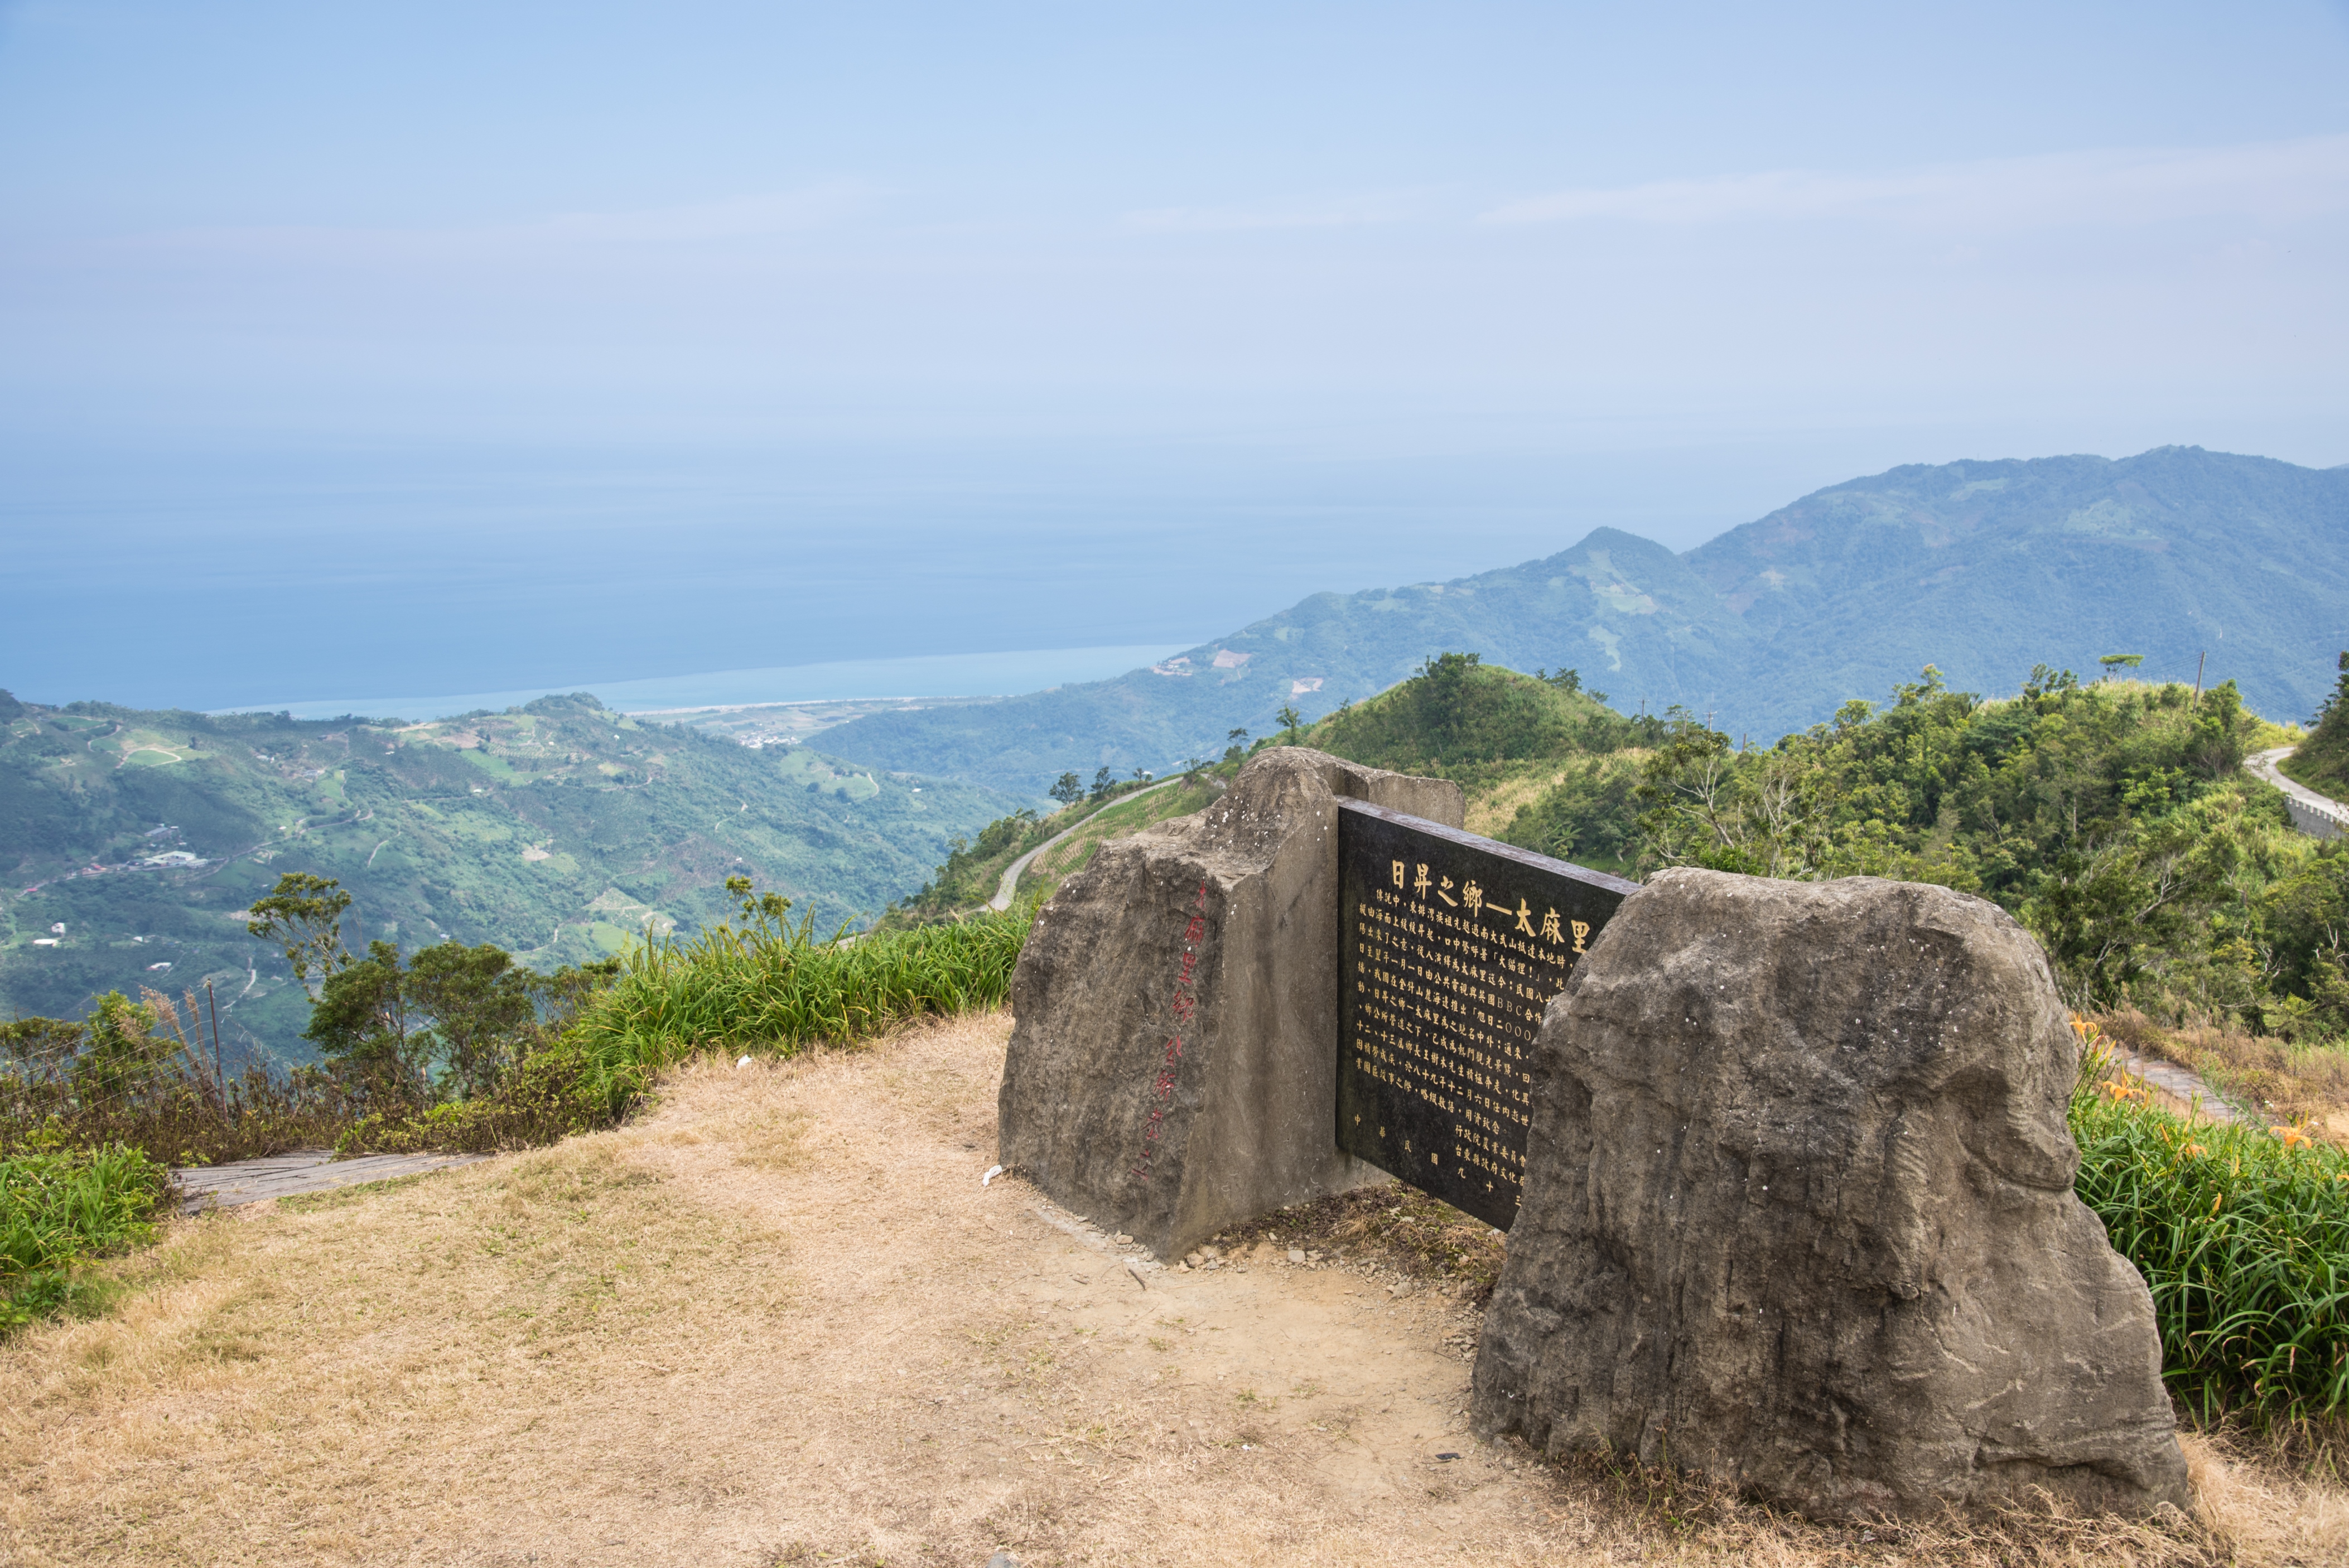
top-left (120, 182), bottom-right (876, 263)
top-left (526, 186), bottom-right (874, 244)
top-left (1123, 193), bottom-right (1424, 233)
top-left (1482, 135), bottom-right (2349, 230)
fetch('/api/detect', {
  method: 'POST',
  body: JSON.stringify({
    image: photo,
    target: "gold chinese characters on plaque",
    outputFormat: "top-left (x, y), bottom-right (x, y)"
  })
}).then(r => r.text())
top-left (1335, 799), bottom-right (1637, 1228)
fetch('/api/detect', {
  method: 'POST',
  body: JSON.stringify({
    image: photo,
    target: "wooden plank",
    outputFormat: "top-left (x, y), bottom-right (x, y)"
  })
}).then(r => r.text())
top-left (173, 1150), bottom-right (489, 1212)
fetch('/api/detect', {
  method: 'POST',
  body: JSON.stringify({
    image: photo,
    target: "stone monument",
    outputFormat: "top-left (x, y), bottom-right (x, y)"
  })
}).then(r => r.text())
top-left (998, 747), bottom-right (1459, 1257)
top-left (1470, 868), bottom-right (2192, 1519)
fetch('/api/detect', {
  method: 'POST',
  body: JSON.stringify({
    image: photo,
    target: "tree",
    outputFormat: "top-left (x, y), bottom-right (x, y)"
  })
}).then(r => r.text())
top-left (305, 937), bottom-right (548, 1102)
top-left (1276, 705), bottom-right (1303, 745)
top-left (1223, 727), bottom-right (1249, 764)
top-left (246, 872), bottom-right (353, 991)
top-left (406, 942), bottom-right (537, 1098)
top-left (2099, 654), bottom-right (2145, 681)
top-left (1090, 765), bottom-right (1115, 800)
top-left (303, 939), bottom-right (425, 1100)
top-left (2023, 663), bottom-right (2080, 699)
top-left (2284, 653), bottom-right (2349, 797)
top-left (1049, 771), bottom-right (1083, 807)
top-left (724, 872), bottom-right (792, 925)
top-left (530, 956), bottom-right (624, 1040)
top-left (1410, 652), bottom-right (1482, 756)
top-left (2315, 651), bottom-right (2349, 730)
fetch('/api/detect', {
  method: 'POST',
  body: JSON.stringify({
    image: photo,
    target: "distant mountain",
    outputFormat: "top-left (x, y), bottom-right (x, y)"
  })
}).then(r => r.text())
top-left (817, 447), bottom-right (2348, 794)
top-left (1682, 446), bottom-right (2349, 737)
top-left (0, 692), bottom-right (1017, 1065)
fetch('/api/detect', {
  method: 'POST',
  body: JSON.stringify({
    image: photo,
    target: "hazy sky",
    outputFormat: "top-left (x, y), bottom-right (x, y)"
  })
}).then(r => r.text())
top-left (5, 2), bottom-right (2347, 709)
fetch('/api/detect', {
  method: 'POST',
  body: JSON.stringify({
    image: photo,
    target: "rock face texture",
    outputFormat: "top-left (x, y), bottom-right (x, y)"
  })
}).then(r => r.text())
top-left (1000, 748), bottom-right (1460, 1259)
top-left (1471, 869), bottom-right (2191, 1520)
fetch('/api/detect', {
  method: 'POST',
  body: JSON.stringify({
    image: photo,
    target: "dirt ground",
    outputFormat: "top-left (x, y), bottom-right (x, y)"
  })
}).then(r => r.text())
top-left (4, 1011), bottom-right (2346, 1567)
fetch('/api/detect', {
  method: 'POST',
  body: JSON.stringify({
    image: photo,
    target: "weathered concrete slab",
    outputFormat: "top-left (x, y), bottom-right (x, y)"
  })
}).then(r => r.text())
top-left (174, 1150), bottom-right (488, 1212)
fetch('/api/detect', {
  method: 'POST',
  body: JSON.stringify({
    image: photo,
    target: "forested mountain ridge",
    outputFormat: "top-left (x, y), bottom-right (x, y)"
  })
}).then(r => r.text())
top-left (815, 446), bottom-right (2349, 795)
top-left (1685, 446), bottom-right (2349, 737)
top-left (0, 689), bottom-right (1017, 1065)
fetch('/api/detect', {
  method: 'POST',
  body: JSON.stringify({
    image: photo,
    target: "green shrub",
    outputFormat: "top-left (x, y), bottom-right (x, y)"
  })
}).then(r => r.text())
top-left (572, 900), bottom-right (1030, 1089)
top-left (3, 993), bottom-right (363, 1166)
top-left (2071, 1063), bottom-right (2349, 1421)
top-left (0, 1145), bottom-right (168, 1333)
top-left (335, 1038), bottom-right (647, 1155)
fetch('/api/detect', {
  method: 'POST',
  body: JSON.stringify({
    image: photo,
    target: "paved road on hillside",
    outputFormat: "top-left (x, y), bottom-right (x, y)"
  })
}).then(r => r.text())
top-left (988, 774), bottom-right (1195, 911)
top-left (2247, 746), bottom-right (2348, 840)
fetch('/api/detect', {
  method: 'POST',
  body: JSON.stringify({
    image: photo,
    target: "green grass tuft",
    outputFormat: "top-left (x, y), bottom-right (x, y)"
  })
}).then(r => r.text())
top-left (571, 903), bottom-right (1032, 1090)
top-left (2072, 1063), bottom-right (2349, 1421)
top-left (1, 1144), bottom-right (169, 1333)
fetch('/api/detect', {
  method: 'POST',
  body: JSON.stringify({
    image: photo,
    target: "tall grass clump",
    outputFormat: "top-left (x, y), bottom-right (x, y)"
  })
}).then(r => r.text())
top-left (1, 1144), bottom-right (168, 1333)
top-left (572, 878), bottom-right (1030, 1092)
top-left (2072, 1049), bottom-right (2349, 1424)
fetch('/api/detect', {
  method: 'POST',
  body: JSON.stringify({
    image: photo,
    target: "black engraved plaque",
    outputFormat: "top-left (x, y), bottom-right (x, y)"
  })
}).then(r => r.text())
top-left (1336, 799), bottom-right (1639, 1229)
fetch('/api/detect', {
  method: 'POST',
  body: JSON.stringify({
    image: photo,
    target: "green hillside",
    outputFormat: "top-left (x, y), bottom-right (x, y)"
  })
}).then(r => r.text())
top-left (1298, 653), bottom-right (2334, 1030)
top-left (2282, 654), bottom-right (2349, 798)
top-left (813, 447), bottom-right (2349, 795)
top-left (1306, 653), bottom-right (1639, 773)
top-left (0, 689), bottom-right (1017, 1067)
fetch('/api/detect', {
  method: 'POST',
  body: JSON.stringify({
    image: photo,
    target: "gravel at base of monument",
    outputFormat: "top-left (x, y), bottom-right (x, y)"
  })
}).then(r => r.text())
top-left (1472, 867), bottom-right (2192, 1521)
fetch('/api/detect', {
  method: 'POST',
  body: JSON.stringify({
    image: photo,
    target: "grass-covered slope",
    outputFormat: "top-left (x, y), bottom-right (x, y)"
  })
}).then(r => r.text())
top-left (2282, 654), bottom-right (2349, 800)
top-left (1294, 655), bottom-right (1658, 875)
top-left (816, 446), bottom-right (2349, 797)
top-left (1306, 654), bottom-right (1633, 773)
top-left (0, 691), bottom-right (1019, 1067)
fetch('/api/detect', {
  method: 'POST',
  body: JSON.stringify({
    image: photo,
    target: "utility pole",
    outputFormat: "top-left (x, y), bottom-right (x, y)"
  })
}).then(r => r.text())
top-left (205, 981), bottom-right (225, 1111)
top-left (2192, 651), bottom-right (2206, 707)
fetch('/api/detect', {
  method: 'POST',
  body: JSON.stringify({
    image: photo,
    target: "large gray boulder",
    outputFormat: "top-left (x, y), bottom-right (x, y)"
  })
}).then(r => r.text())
top-left (1472, 868), bottom-right (2191, 1520)
top-left (999, 748), bottom-right (1460, 1258)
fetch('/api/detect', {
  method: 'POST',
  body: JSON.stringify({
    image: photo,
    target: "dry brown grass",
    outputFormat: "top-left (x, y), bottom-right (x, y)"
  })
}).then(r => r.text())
top-left (2101, 1007), bottom-right (2349, 1145)
top-left (1, 1010), bottom-right (2341, 1566)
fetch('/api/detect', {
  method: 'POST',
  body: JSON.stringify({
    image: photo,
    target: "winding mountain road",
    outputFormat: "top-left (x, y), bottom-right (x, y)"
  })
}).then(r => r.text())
top-left (2247, 746), bottom-right (2347, 840)
top-left (987, 774), bottom-right (1194, 911)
